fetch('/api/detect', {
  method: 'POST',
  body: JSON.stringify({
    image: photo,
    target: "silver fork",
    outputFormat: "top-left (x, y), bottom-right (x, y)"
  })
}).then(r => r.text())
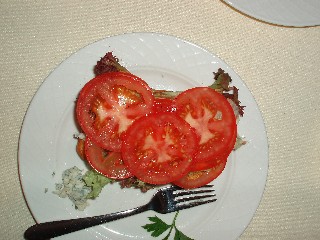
top-left (24, 185), bottom-right (216, 240)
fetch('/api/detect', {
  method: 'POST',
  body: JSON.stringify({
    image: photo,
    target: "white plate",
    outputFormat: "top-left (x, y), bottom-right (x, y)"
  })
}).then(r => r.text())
top-left (19, 33), bottom-right (268, 240)
top-left (223, 0), bottom-right (320, 27)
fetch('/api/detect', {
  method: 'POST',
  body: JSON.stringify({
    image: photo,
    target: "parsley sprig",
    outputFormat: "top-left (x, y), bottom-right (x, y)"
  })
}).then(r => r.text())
top-left (142, 211), bottom-right (194, 240)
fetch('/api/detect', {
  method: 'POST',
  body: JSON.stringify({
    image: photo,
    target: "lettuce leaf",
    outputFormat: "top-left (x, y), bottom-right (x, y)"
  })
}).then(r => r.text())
top-left (83, 170), bottom-right (113, 199)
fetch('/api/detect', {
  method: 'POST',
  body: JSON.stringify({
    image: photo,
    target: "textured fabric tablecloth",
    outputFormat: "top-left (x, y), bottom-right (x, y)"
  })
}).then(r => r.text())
top-left (1, 1), bottom-right (319, 239)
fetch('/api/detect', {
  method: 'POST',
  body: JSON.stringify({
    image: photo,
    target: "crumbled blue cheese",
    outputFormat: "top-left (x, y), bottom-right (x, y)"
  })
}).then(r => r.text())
top-left (53, 166), bottom-right (91, 211)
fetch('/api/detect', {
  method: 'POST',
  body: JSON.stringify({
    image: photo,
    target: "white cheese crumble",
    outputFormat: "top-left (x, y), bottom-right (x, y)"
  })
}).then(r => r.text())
top-left (53, 166), bottom-right (91, 211)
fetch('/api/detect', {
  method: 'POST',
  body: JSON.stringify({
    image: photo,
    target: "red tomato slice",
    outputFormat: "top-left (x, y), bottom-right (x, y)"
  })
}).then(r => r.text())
top-left (121, 112), bottom-right (199, 185)
top-left (173, 156), bottom-right (227, 189)
top-left (189, 128), bottom-right (236, 171)
top-left (175, 87), bottom-right (236, 171)
top-left (76, 138), bottom-right (86, 161)
top-left (154, 98), bottom-right (176, 113)
top-left (84, 137), bottom-right (133, 179)
top-left (76, 72), bottom-right (155, 152)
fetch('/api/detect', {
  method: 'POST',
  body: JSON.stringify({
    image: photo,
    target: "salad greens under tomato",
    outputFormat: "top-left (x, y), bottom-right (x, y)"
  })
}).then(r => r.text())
top-left (55, 52), bottom-right (245, 210)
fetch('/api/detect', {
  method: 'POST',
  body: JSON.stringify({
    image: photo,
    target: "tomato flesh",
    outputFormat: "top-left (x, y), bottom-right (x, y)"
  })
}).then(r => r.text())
top-left (175, 87), bottom-right (236, 171)
top-left (84, 137), bottom-right (133, 179)
top-left (173, 156), bottom-right (227, 189)
top-left (121, 112), bottom-right (199, 185)
top-left (76, 72), bottom-right (155, 152)
top-left (154, 98), bottom-right (176, 113)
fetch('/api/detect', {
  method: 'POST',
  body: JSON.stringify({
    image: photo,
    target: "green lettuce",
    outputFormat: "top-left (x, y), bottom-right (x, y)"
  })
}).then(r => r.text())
top-left (83, 170), bottom-right (113, 199)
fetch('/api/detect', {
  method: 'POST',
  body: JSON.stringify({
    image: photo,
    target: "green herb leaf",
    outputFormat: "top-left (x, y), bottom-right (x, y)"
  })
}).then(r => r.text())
top-left (162, 231), bottom-right (171, 240)
top-left (174, 227), bottom-right (194, 240)
top-left (142, 212), bottom-right (195, 239)
top-left (142, 216), bottom-right (171, 237)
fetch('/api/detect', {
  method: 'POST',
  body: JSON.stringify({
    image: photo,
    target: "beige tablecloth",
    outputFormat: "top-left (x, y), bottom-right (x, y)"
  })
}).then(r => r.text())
top-left (1, 1), bottom-right (319, 239)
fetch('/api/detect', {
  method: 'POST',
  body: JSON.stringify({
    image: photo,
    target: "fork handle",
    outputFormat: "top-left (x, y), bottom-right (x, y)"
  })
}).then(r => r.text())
top-left (24, 204), bottom-right (150, 240)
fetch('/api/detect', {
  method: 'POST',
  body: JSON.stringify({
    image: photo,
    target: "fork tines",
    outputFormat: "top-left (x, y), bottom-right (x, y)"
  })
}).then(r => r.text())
top-left (172, 185), bottom-right (217, 210)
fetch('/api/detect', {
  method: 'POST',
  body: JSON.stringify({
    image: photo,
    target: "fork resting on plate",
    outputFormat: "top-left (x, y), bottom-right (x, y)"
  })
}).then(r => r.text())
top-left (24, 185), bottom-right (216, 240)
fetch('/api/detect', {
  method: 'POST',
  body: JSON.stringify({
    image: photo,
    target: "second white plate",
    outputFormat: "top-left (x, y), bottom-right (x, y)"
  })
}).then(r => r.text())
top-left (224, 0), bottom-right (320, 27)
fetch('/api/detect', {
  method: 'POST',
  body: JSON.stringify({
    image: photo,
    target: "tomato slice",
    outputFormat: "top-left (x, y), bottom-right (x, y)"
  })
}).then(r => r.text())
top-left (173, 156), bottom-right (227, 189)
top-left (154, 98), bottom-right (176, 113)
top-left (175, 87), bottom-right (236, 171)
top-left (84, 137), bottom-right (133, 179)
top-left (76, 138), bottom-right (86, 160)
top-left (121, 112), bottom-right (199, 185)
top-left (76, 72), bottom-right (155, 152)
top-left (189, 128), bottom-right (236, 171)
